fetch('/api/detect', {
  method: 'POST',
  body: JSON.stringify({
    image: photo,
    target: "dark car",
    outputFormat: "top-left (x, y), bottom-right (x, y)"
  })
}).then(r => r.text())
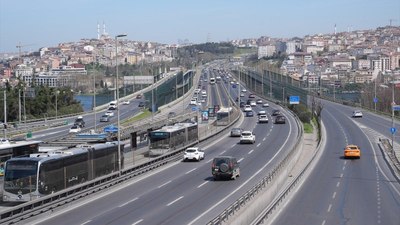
top-left (246, 111), bottom-right (254, 117)
top-left (212, 156), bottom-right (240, 180)
top-left (138, 101), bottom-right (145, 108)
top-left (271, 109), bottom-right (281, 116)
top-left (239, 101), bottom-right (245, 107)
top-left (275, 115), bottom-right (286, 124)
top-left (74, 116), bottom-right (85, 128)
top-left (136, 94), bottom-right (142, 99)
top-left (230, 128), bottom-right (243, 137)
top-left (168, 111), bottom-right (177, 119)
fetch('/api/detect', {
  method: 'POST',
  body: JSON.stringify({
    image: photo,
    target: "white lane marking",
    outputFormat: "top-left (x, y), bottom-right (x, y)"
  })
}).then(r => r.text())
top-left (220, 150), bottom-right (226, 155)
top-left (322, 220), bottom-right (326, 225)
top-left (206, 159), bottom-right (213, 163)
top-left (197, 181), bottom-right (208, 188)
top-left (119, 197), bottom-right (139, 207)
top-left (263, 137), bottom-right (266, 141)
top-left (166, 196), bottom-right (184, 206)
top-left (342, 166), bottom-right (345, 170)
top-left (132, 219), bottom-right (143, 225)
top-left (158, 180), bottom-right (171, 188)
top-left (185, 168), bottom-right (197, 174)
top-left (336, 182), bottom-right (340, 187)
top-left (256, 143), bottom-right (261, 147)
top-left (188, 115), bottom-right (293, 225)
top-left (231, 144), bottom-right (236, 148)
top-left (81, 220), bottom-right (91, 225)
top-left (332, 192), bottom-right (336, 199)
top-left (344, 161), bottom-right (347, 165)
top-left (238, 157), bottom-right (244, 162)
top-left (327, 204), bottom-right (332, 212)
top-left (248, 150), bottom-right (254, 154)
top-left (340, 173), bottom-right (343, 178)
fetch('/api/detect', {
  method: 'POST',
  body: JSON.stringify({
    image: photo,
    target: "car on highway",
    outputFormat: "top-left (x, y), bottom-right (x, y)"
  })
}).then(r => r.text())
top-left (100, 114), bottom-right (110, 122)
top-left (168, 111), bottom-right (176, 119)
top-left (108, 101), bottom-right (117, 110)
top-left (105, 111), bottom-right (114, 117)
top-left (242, 89), bottom-right (247, 92)
top-left (240, 131), bottom-right (255, 144)
top-left (212, 156), bottom-right (240, 180)
top-left (248, 93), bottom-right (256, 98)
top-left (183, 147), bottom-right (204, 161)
top-left (344, 144), bottom-right (361, 159)
top-left (250, 101), bottom-right (257, 107)
top-left (230, 128), bottom-right (243, 137)
top-left (240, 93), bottom-right (245, 97)
top-left (275, 115), bottom-right (286, 124)
top-left (122, 100), bottom-right (130, 105)
top-left (240, 102), bottom-right (245, 108)
top-left (136, 94), bottom-right (142, 99)
top-left (74, 116), bottom-right (85, 128)
top-left (272, 109), bottom-right (281, 116)
top-left (244, 105), bottom-right (252, 112)
top-left (258, 115), bottom-right (269, 123)
top-left (258, 110), bottom-right (266, 115)
top-left (256, 99), bottom-right (263, 104)
top-left (69, 125), bottom-right (81, 133)
top-left (262, 103), bottom-right (269, 107)
top-left (352, 110), bottom-right (363, 118)
top-left (190, 99), bottom-right (197, 105)
top-left (138, 101), bottom-right (146, 108)
top-left (246, 111), bottom-right (254, 117)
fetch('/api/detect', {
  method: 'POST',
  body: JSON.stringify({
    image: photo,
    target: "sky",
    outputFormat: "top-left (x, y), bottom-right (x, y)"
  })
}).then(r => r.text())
top-left (0, 0), bottom-right (399, 53)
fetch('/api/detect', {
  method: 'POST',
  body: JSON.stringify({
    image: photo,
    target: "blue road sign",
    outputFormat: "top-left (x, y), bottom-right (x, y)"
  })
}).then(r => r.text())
top-left (390, 127), bottom-right (397, 134)
top-left (289, 96), bottom-right (300, 105)
top-left (104, 125), bottom-right (118, 133)
top-left (373, 97), bottom-right (378, 103)
top-left (191, 106), bottom-right (198, 111)
top-left (232, 84), bottom-right (237, 88)
top-left (393, 105), bottom-right (400, 111)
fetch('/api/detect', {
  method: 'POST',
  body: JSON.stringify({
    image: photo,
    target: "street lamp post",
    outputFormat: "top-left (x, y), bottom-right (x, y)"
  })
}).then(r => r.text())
top-left (115, 34), bottom-right (127, 175)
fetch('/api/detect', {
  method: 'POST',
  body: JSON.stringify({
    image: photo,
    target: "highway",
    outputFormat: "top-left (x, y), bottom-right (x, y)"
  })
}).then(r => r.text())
top-left (21, 66), bottom-right (300, 225)
top-left (271, 100), bottom-right (400, 225)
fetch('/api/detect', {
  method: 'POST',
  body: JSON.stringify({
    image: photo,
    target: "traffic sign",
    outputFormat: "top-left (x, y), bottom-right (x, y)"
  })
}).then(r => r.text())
top-left (289, 96), bottom-right (300, 104)
top-left (104, 125), bottom-right (118, 133)
top-left (392, 105), bottom-right (400, 111)
top-left (232, 84), bottom-right (237, 88)
top-left (373, 97), bottom-right (378, 103)
top-left (390, 127), bottom-right (397, 134)
top-left (191, 106), bottom-right (198, 111)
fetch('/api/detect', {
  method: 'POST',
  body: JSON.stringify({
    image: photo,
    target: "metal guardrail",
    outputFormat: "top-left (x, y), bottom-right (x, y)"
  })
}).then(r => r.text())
top-left (207, 108), bottom-right (304, 225)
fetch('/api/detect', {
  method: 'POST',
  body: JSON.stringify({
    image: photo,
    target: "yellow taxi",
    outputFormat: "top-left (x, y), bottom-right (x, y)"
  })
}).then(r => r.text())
top-left (344, 144), bottom-right (361, 159)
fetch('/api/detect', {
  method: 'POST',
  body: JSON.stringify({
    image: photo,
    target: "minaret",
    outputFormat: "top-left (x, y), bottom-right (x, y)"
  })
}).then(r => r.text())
top-left (97, 22), bottom-right (100, 39)
top-left (334, 24), bottom-right (337, 35)
top-left (103, 22), bottom-right (106, 36)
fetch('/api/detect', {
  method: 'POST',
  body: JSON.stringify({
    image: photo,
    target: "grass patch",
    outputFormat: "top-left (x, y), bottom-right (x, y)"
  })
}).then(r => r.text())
top-left (303, 122), bottom-right (313, 133)
top-left (122, 110), bottom-right (152, 125)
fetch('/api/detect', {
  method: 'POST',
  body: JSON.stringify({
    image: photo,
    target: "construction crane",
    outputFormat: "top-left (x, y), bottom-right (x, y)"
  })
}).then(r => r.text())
top-left (16, 42), bottom-right (34, 64)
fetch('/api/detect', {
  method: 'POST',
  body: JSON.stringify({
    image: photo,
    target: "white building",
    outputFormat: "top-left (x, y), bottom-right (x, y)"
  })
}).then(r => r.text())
top-left (258, 45), bottom-right (276, 59)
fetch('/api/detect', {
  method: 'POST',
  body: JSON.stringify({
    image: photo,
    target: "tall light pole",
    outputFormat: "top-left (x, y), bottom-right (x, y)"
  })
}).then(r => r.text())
top-left (115, 34), bottom-right (127, 175)
top-left (93, 69), bottom-right (97, 131)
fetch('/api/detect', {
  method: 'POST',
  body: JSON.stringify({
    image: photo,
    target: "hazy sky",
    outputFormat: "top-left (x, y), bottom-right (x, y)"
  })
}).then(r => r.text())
top-left (1, 0), bottom-right (399, 53)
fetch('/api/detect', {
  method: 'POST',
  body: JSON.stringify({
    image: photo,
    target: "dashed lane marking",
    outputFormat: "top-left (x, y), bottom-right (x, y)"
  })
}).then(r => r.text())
top-left (166, 196), bottom-right (184, 206)
top-left (119, 197), bottom-right (138, 207)
top-left (158, 180), bottom-right (171, 188)
top-left (197, 181), bottom-right (208, 188)
top-left (248, 150), bottom-right (254, 154)
top-left (132, 219), bottom-right (143, 225)
top-left (185, 168), bottom-right (197, 174)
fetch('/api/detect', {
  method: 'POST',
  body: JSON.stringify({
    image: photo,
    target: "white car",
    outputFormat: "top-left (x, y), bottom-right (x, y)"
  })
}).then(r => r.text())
top-left (105, 111), bottom-right (114, 117)
top-left (262, 103), bottom-right (269, 107)
top-left (201, 90), bottom-right (207, 95)
top-left (122, 100), bottom-right (130, 105)
top-left (69, 125), bottom-right (81, 133)
top-left (190, 99), bottom-right (197, 105)
top-left (250, 101), bottom-right (257, 107)
top-left (242, 89), bottom-right (247, 93)
top-left (352, 110), bottom-right (363, 118)
top-left (256, 99), bottom-right (263, 104)
top-left (183, 147), bottom-right (204, 161)
top-left (258, 115), bottom-right (269, 123)
top-left (240, 131), bottom-right (255, 144)
top-left (258, 110), bottom-right (266, 115)
top-left (244, 105), bottom-right (252, 112)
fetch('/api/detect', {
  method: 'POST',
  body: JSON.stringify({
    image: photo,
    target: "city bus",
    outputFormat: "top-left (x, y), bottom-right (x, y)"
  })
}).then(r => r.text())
top-left (216, 107), bottom-right (233, 126)
top-left (3, 141), bottom-right (124, 202)
top-left (0, 139), bottom-right (42, 170)
top-left (148, 123), bottom-right (198, 156)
